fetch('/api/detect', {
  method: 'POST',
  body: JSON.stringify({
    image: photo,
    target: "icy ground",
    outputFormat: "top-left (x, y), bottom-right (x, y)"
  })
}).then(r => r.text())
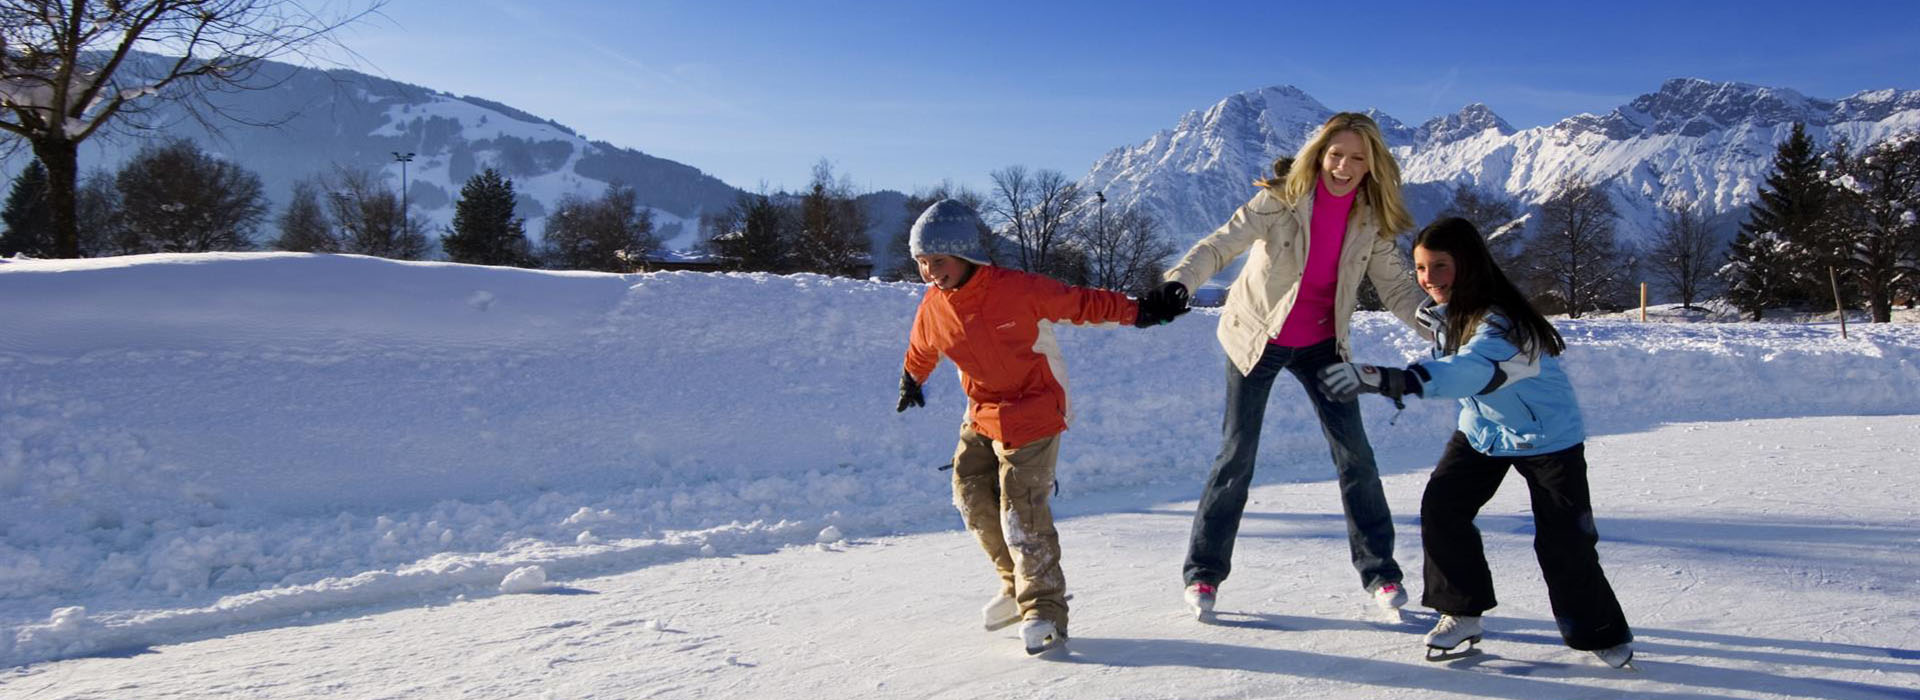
top-left (1, 253), bottom-right (1917, 698)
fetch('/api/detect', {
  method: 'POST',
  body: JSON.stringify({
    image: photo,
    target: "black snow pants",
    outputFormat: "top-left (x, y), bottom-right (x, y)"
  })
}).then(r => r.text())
top-left (1420, 432), bottom-right (1633, 651)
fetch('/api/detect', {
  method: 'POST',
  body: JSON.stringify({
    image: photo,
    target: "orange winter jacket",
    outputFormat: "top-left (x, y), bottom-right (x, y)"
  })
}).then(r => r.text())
top-left (904, 265), bottom-right (1138, 448)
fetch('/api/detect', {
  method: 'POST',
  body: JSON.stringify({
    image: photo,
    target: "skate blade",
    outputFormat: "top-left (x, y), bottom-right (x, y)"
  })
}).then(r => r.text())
top-left (1424, 638), bottom-right (1482, 662)
top-left (1021, 636), bottom-right (1067, 655)
top-left (1025, 637), bottom-right (1068, 656)
top-left (1597, 649), bottom-right (1636, 670)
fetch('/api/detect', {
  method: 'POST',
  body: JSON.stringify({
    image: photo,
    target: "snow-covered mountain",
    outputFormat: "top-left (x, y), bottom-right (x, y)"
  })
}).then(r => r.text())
top-left (1081, 79), bottom-right (1920, 257)
top-left (4, 53), bottom-right (744, 251)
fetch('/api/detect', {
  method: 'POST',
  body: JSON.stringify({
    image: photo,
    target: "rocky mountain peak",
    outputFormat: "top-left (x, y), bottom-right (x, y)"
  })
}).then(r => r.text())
top-left (1415, 103), bottom-right (1515, 146)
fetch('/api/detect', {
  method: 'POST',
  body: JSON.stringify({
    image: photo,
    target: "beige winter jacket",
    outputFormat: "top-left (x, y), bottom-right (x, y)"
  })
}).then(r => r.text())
top-left (1164, 187), bottom-right (1430, 376)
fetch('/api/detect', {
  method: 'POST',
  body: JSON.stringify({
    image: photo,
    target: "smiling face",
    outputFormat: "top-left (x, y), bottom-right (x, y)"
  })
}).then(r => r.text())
top-left (915, 253), bottom-right (975, 290)
top-left (1318, 129), bottom-right (1371, 196)
top-left (1414, 246), bottom-right (1456, 304)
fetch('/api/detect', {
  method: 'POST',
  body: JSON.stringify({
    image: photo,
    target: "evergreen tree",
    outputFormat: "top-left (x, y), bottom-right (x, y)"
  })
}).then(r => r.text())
top-left (74, 170), bottom-right (122, 257)
top-left (707, 191), bottom-right (791, 273)
top-left (442, 168), bottom-right (532, 266)
top-left (1827, 134), bottom-right (1920, 323)
top-left (541, 184), bottom-right (658, 272)
top-left (1720, 228), bottom-right (1793, 322)
top-left (272, 180), bottom-right (337, 253)
top-left (1739, 122), bottom-right (1834, 306)
top-left (0, 160), bottom-right (54, 257)
top-left (789, 161), bottom-right (869, 277)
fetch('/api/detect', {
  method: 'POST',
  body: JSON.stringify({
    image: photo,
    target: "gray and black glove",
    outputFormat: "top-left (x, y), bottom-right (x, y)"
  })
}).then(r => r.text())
top-left (1135, 281), bottom-right (1191, 328)
top-left (1317, 362), bottom-right (1418, 407)
top-left (896, 370), bottom-right (926, 412)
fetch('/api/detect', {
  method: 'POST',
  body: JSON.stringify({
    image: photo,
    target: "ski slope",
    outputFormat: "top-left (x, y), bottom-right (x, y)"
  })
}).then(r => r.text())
top-left (1, 253), bottom-right (1917, 698)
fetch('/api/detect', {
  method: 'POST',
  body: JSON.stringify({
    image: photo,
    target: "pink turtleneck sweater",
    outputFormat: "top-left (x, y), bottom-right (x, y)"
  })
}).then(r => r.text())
top-left (1271, 179), bottom-right (1355, 347)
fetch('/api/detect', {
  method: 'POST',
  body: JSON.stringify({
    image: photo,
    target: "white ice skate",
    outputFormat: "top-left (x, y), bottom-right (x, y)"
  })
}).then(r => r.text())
top-left (1372, 582), bottom-right (1408, 621)
top-left (1183, 582), bottom-right (1217, 620)
top-left (1594, 642), bottom-right (1634, 669)
top-left (982, 592), bottom-right (1019, 631)
top-left (1423, 614), bottom-right (1484, 661)
top-left (1020, 619), bottom-right (1067, 656)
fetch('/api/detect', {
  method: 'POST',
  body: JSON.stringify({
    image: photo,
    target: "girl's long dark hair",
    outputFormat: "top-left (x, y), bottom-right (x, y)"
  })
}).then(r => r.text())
top-left (1414, 217), bottom-right (1565, 358)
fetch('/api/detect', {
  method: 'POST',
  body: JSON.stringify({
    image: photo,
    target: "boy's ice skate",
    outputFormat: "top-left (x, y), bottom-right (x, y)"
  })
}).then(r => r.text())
top-left (1423, 614), bottom-right (1483, 661)
top-left (982, 592), bottom-right (1019, 631)
top-left (1372, 582), bottom-right (1407, 620)
top-left (1020, 619), bottom-right (1067, 656)
top-left (1183, 582), bottom-right (1217, 619)
top-left (1594, 642), bottom-right (1634, 669)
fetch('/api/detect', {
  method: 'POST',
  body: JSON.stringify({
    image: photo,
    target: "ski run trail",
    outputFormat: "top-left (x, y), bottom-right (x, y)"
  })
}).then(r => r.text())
top-left (2, 253), bottom-right (1917, 699)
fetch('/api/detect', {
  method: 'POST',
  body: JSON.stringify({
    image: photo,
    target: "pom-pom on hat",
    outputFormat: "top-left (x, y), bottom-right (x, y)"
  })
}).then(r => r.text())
top-left (909, 199), bottom-right (989, 265)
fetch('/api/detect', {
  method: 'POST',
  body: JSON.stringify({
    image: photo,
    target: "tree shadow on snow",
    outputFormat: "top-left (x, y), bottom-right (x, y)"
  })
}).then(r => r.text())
top-left (530, 586), bottom-right (599, 596)
top-left (1057, 634), bottom-right (1918, 700)
top-left (1486, 619), bottom-right (1920, 692)
top-left (1201, 608), bottom-right (1431, 635)
top-left (1051, 637), bottom-right (1723, 700)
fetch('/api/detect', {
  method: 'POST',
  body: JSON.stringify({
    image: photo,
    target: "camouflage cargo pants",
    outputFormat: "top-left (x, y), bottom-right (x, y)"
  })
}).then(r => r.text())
top-left (952, 425), bottom-right (1067, 633)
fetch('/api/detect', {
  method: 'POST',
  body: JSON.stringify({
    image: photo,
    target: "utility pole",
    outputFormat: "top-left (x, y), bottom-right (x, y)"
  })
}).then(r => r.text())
top-left (392, 151), bottom-right (415, 221)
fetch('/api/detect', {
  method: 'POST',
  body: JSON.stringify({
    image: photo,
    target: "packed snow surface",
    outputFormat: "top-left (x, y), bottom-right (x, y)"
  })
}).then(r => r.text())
top-left (1, 253), bottom-right (1916, 698)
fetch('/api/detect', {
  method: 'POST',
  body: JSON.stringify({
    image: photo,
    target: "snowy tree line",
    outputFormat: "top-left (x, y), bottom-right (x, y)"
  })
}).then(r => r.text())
top-left (1379, 122), bottom-right (1918, 322)
top-left (694, 160), bottom-right (1175, 293)
top-left (1723, 123), bottom-right (1920, 323)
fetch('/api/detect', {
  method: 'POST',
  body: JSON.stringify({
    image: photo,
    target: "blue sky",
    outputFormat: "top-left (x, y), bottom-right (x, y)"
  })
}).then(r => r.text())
top-left (339, 0), bottom-right (1920, 195)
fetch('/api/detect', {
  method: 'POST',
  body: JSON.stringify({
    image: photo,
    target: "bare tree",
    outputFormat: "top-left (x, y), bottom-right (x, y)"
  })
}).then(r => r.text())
top-left (886, 181), bottom-right (990, 281)
top-left (0, 0), bottom-right (381, 258)
top-left (1079, 204), bottom-right (1174, 292)
top-left (1648, 201), bottom-right (1720, 310)
top-left (987, 165), bottom-right (1084, 277)
top-left (328, 167), bottom-right (427, 260)
top-left (115, 138), bottom-right (265, 252)
top-left (1526, 178), bottom-right (1634, 318)
top-left (542, 183), bottom-right (658, 272)
top-left (1438, 183), bottom-right (1527, 276)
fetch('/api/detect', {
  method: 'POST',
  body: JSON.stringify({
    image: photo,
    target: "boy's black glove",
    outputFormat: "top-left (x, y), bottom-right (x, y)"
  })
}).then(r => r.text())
top-left (896, 370), bottom-right (925, 412)
top-left (1135, 281), bottom-right (1191, 328)
top-left (1317, 362), bottom-right (1417, 406)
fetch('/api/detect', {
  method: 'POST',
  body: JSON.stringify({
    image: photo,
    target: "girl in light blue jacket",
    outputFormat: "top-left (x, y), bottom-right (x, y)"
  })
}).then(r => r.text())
top-left (1318, 217), bottom-right (1634, 668)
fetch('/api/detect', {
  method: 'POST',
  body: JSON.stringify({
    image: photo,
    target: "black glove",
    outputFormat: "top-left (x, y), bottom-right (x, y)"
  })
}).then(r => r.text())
top-left (1135, 281), bottom-right (1191, 328)
top-left (896, 370), bottom-right (925, 412)
top-left (1317, 362), bottom-right (1416, 407)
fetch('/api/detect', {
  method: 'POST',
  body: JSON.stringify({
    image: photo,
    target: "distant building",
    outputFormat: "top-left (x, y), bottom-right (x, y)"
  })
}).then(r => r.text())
top-left (646, 250), bottom-right (727, 273)
top-left (1192, 284), bottom-right (1229, 308)
top-left (644, 249), bottom-right (874, 279)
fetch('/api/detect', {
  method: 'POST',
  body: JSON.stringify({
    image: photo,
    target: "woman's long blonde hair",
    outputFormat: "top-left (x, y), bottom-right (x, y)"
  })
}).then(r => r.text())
top-left (1262, 112), bottom-right (1413, 239)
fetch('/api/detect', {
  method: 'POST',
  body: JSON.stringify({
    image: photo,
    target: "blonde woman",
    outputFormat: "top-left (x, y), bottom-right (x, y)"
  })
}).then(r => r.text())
top-left (1155, 112), bottom-right (1430, 618)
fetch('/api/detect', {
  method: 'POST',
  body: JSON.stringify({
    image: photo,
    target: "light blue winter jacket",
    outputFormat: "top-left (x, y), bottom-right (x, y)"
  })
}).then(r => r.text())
top-left (1409, 301), bottom-right (1585, 457)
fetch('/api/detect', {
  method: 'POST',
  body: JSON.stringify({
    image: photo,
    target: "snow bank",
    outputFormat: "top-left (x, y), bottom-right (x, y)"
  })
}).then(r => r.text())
top-left (2, 252), bottom-right (1917, 666)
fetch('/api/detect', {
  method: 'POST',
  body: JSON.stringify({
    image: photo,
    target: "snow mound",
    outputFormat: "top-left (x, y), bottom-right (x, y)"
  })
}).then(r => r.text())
top-left (498, 566), bottom-right (548, 594)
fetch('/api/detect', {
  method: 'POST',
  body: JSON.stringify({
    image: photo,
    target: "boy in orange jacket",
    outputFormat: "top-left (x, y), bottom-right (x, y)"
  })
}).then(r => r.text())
top-left (896, 199), bottom-right (1187, 655)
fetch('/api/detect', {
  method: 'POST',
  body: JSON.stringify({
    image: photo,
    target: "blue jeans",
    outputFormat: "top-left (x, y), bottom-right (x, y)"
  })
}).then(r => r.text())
top-left (1184, 338), bottom-right (1403, 591)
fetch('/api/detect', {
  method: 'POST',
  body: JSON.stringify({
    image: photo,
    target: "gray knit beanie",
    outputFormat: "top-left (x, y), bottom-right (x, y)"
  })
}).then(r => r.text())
top-left (909, 199), bottom-right (989, 265)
